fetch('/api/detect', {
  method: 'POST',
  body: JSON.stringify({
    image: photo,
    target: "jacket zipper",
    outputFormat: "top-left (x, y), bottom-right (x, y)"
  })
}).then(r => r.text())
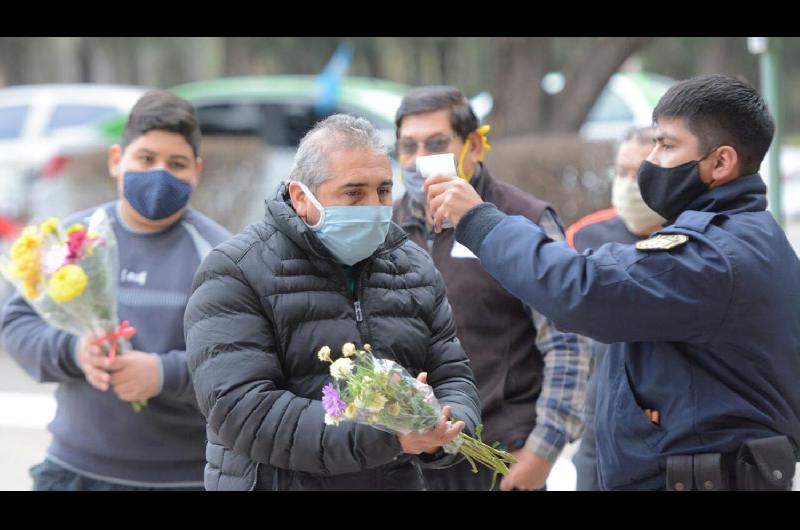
top-left (335, 265), bottom-right (370, 346)
top-left (352, 266), bottom-right (370, 346)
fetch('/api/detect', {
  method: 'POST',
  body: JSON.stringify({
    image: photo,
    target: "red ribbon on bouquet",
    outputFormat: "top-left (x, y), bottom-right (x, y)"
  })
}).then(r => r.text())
top-left (90, 321), bottom-right (137, 364)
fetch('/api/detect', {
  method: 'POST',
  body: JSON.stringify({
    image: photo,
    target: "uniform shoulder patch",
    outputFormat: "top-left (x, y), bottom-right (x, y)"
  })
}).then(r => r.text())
top-left (635, 233), bottom-right (689, 251)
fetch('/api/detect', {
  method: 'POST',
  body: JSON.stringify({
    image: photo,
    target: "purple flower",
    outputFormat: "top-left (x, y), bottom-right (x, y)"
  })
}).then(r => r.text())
top-left (322, 383), bottom-right (347, 417)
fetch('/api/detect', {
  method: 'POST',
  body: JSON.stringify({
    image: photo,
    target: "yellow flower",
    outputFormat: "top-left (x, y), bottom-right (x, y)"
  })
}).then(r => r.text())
top-left (66, 223), bottom-right (85, 235)
top-left (317, 346), bottom-right (332, 363)
top-left (47, 264), bottom-right (88, 303)
top-left (10, 227), bottom-right (42, 260)
top-left (363, 344), bottom-right (372, 352)
top-left (374, 372), bottom-right (389, 387)
top-left (342, 342), bottom-right (356, 357)
top-left (12, 260), bottom-right (41, 298)
top-left (345, 403), bottom-right (357, 419)
top-left (40, 218), bottom-right (59, 237)
top-left (9, 227), bottom-right (43, 299)
top-left (387, 401), bottom-right (401, 416)
top-left (363, 392), bottom-right (387, 413)
top-left (330, 357), bottom-right (354, 380)
top-left (324, 413), bottom-right (342, 426)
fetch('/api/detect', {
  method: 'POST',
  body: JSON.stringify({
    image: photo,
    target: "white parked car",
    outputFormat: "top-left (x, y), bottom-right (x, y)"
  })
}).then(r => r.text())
top-left (0, 84), bottom-right (148, 227)
top-left (580, 72), bottom-right (675, 142)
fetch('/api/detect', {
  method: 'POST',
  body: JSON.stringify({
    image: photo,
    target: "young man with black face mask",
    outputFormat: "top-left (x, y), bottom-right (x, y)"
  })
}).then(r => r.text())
top-left (1, 90), bottom-right (230, 490)
top-left (423, 74), bottom-right (800, 491)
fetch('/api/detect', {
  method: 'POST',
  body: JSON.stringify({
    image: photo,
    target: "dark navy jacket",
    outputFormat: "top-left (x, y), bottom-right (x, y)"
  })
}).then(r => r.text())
top-left (455, 174), bottom-right (800, 490)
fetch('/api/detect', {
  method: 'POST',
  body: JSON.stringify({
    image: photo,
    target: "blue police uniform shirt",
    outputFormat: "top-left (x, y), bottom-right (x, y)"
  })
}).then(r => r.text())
top-left (454, 173), bottom-right (800, 490)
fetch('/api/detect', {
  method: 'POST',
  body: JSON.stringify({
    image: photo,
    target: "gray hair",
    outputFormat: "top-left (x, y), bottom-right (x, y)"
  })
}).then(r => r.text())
top-left (289, 113), bottom-right (388, 193)
top-left (622, 125), bottom-right (654, 147)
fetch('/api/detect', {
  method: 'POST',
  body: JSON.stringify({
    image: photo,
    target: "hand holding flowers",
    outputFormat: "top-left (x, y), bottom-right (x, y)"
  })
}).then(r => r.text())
top-left (1, 210), bottom-right (147, 411)
top-left (318, 343), bottom-right (517, 489)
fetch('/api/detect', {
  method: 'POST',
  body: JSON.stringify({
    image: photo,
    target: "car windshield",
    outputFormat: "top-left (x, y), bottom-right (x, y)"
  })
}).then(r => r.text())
top-left (45, 104), bottom-right (120, 136)
top-left (0, 105), bottom-right (29, 140)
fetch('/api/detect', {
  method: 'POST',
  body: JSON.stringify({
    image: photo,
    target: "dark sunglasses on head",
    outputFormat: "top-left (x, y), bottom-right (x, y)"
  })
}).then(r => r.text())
top-left (396, 134), bottom-right (457, 157)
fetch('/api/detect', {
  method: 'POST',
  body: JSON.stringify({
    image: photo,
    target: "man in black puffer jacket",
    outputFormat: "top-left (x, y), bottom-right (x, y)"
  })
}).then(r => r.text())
top-left (184, 114), bottom-right (481, 491)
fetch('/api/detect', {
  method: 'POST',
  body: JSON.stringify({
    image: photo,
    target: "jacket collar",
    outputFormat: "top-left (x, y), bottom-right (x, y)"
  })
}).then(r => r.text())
top-left (683, 173), bottom-right (768, 217)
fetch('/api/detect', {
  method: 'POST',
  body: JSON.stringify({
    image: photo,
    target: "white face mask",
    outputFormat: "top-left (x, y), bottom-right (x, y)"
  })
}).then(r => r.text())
top-left (611, 176), bottom-right (666, 236)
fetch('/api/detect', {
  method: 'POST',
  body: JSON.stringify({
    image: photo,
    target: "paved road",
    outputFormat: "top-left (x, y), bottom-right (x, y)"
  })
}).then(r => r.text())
top-left (0, 347), bottom-right (55, 490)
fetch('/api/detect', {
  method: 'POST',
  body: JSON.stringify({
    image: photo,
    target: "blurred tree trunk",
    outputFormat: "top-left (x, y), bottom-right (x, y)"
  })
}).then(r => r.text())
top-left (355, 37), bottom-right (381, 78)
top-left (490, 37), bottom-right (550, 137)
top-left (77, 37), bottom-right (93, 83)
top-left (0, 38), bottom-right (29, 85)
top-left (223, 37), bottom-right (255, 76)
top-left (490, 37), bottom-right (654, 137)
top-left (698, 37), bottom-right (730, 74)
top-left (547, 37), bottom-right (653, 132)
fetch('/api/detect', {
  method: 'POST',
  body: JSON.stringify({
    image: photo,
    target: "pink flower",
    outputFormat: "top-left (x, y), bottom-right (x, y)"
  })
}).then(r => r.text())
top-left (66, 229), bottom-right (88, 263)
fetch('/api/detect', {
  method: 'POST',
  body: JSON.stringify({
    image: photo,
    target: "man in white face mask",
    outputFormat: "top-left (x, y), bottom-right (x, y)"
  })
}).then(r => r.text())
top-left (565, 125), bottom-right (663, 491)
top-left (566, 127), bottom-right (664, 251)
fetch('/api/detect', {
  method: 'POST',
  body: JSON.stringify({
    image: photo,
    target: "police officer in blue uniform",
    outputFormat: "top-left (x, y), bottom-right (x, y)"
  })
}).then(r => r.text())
top-left (423, 74), bottom-right (800, 491)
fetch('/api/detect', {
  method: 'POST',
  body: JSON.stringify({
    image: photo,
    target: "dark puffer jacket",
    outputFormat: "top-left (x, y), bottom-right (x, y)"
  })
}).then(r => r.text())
top-left (184, 183), bottom-right (481, 490)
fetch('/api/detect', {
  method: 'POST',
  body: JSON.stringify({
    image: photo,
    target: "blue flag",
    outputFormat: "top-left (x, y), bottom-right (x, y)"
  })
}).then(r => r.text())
top-left (314, 42), bottom-right (354, 115)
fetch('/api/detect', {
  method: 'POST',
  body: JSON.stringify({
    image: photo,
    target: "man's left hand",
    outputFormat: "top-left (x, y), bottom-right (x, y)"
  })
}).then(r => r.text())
top-left (424, 174), bottom-right (484, 233)
top-left (108, 350), bottom-right (161, 402)
top-left (499, 449), bottom-right (553, 491)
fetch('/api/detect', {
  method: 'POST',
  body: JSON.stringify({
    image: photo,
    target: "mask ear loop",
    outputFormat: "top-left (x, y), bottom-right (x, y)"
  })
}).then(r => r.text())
top-left (294, 181), bottom-right (326, 230)
top-left (398, 151), bottom-right (411, 185)
top-left (458, 124), bottom-right (492, 182)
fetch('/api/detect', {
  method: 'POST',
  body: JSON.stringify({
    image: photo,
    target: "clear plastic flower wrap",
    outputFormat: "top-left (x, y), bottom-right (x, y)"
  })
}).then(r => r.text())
top-left (0, 209), bottom-right (145, 411)
top-left (319, 342), bottom-right (517, 488)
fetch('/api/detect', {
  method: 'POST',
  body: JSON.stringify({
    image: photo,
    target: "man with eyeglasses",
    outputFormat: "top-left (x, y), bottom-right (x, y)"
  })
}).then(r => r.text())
top-left (392, 85), bottom-right (592, 491)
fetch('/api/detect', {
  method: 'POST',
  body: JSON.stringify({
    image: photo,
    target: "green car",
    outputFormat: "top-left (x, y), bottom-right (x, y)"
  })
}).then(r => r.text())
top-left (99, 75), bottom-right (412, 151)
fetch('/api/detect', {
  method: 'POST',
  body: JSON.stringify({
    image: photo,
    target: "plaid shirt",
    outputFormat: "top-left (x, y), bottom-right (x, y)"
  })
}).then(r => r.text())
top-left (411, 167), bottom-right (592, 463)
top-left (518, 209), bottom-right (593, 463)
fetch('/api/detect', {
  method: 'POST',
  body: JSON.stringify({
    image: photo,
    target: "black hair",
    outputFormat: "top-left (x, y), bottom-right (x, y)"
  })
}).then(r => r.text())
top-left (395, 85), bottom-right (478, 141)
top-left (122, 90), bottom-right (201, 157)
top-left (652, 74), bottom-right (774, 175)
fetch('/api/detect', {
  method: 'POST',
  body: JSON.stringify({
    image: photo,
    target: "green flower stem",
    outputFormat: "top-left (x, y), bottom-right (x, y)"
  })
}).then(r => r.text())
top-left (455, 433), bottom-right (518, 490)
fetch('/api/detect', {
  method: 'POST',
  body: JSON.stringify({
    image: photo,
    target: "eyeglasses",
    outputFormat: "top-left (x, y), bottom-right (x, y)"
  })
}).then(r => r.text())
top-left (396, 134), bottom-right (458, 157)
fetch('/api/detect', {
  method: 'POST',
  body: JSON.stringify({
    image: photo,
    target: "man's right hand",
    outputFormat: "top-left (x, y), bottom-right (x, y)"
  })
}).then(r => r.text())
top-left (397, 404), bottom-right (465, 455)
top-left (75, 337), bottom-right (111, 391)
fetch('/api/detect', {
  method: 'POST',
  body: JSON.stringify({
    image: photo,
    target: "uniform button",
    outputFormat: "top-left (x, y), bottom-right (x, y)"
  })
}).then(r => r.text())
top-left (773, 470), bottom-right (783, 480)
top-left (674, 482), bottom-right (685, 491)
top-left (704, 480), bottom-right (714, 490)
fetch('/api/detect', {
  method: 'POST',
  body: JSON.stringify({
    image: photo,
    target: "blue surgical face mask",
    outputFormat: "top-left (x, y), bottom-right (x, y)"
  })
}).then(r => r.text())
top-left (123, 168), bottom-right (193, 221)
top-left (295, 181), bottom-right (393, 266)
top-left (401, 166), bottom-right (427, 206)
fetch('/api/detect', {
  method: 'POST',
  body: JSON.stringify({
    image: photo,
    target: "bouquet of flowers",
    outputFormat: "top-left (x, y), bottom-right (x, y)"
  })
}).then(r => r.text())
top-left (319, 342), bottom-right (517, 489)
top-left (0, 209), bottom-right (145, 412)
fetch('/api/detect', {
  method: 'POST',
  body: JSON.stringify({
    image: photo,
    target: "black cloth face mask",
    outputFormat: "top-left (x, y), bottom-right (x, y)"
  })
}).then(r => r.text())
top-left (637, 148), bottom-right (717, 223)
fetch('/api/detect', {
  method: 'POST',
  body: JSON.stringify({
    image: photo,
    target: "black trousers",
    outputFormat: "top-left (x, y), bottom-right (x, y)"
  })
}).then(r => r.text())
top-left (422, 458), bottom-right (497, 491)
top-left (422, 457), bottom-right (548, 491)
